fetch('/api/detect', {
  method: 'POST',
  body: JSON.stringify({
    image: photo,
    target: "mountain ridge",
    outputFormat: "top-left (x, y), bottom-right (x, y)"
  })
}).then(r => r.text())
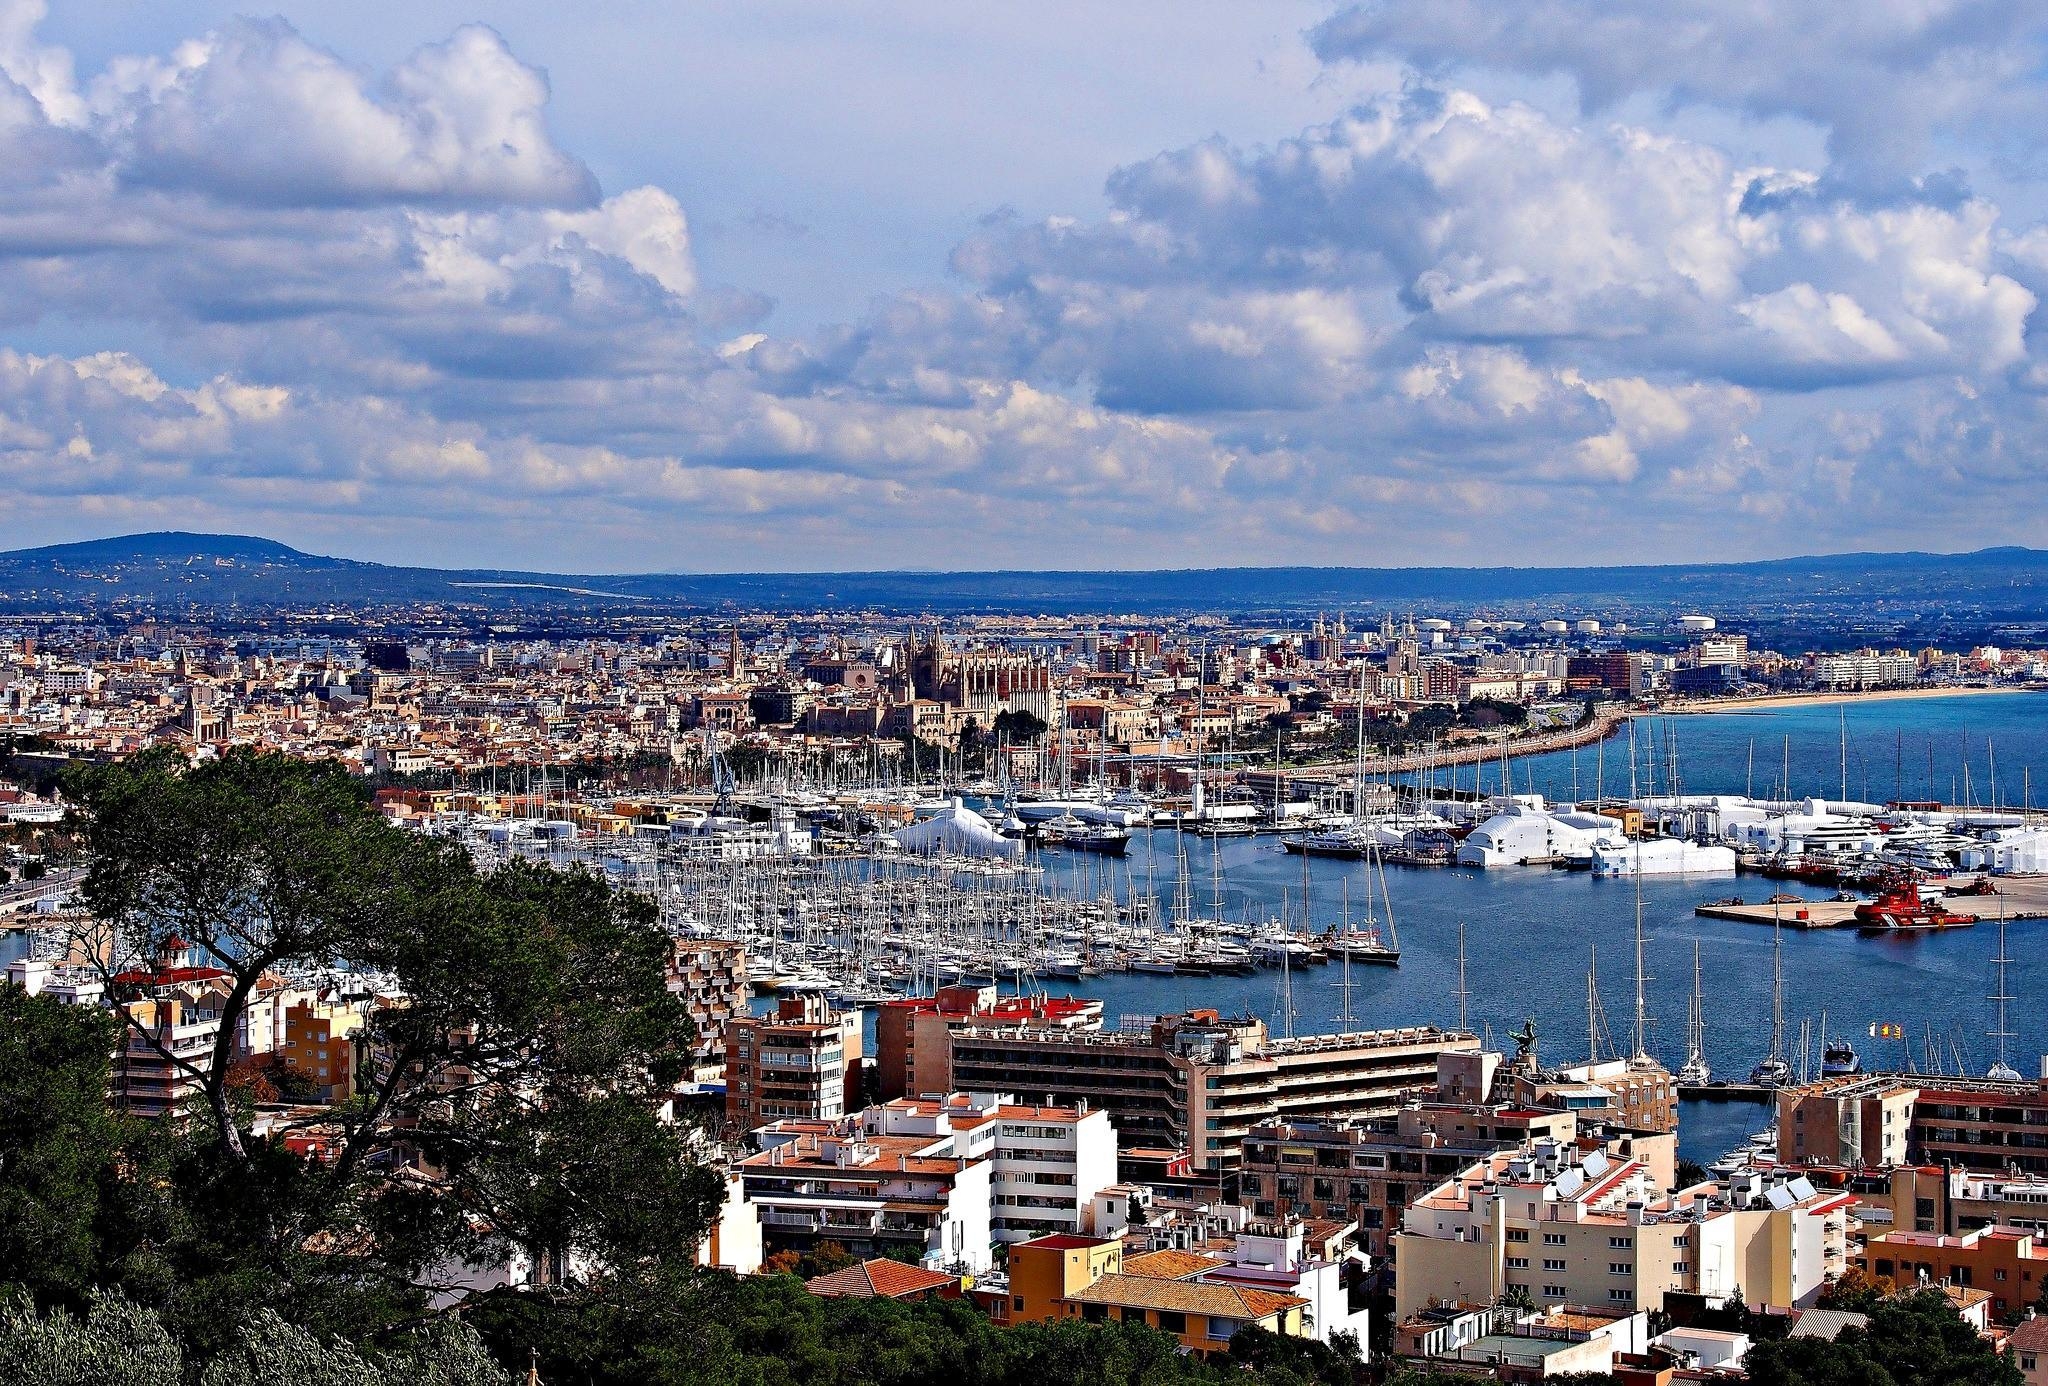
top-left (1, 530), bottom-right (2045, 616)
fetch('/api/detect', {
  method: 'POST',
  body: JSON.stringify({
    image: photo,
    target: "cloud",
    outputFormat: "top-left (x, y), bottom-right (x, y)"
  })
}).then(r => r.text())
top-left (0, 6), bottom-right (2042, 570)
top-left (92, 19), bottom-right (596, 208)
top-left (1310, 0), bottom-right (2048, 177)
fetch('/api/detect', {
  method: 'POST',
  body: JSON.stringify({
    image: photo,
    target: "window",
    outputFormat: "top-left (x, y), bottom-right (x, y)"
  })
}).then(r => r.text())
top-left (1013, 1297), bottom-right (1024, 1311)
top-left (1506, 1228), bottom-right (1529, 1243)
top-left (1610, 1262), bottom-right (1633, 1275)
top-left (1543, 1259), bottom-right (1566, 1272)
top-left (1206, 1317), bottom-right (1237, 1342)
top-left (1506, 1256), bottom-right (1529, 1269)
top-left (1155, 1311), bottom-right (1185, 1334)
top-left (1609, 1236), bottom-right (1633, 1249)
top-left (1543, 1232), bottom-right (1566, 1245)
top-left (1609, 1289), bottom-right (1633, 1303)
top-left (1543, 1285), bottom-right (1567, 1299)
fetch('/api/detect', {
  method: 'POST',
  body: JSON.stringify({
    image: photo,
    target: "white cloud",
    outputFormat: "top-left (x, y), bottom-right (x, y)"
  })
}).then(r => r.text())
top-left (93, 19), bottom-right (595, 207)
top-left (0, 6), bottom-right (2040, 568)
top-left (1311, 0), bottom-right (2047, 176)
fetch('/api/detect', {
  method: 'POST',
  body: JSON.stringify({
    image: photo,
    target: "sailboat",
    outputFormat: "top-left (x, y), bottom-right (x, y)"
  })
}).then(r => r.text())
top-left (1323, 829), bottom-right (1401, 966)
top-left (1749, 907), bottom-right (1793, 1087)
top-left (1678, 940), bottom-right (1711, 1085)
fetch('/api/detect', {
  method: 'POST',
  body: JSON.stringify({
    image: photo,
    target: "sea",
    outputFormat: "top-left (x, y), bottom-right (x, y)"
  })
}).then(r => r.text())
top-left (1031, 691), bottom-right (2048, 1165)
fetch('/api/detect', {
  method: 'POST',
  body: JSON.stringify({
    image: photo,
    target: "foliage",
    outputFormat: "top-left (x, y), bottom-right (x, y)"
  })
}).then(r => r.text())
top-left (0, 1287), bottom-right (183, 1386)
top-left (0, 988), bottom-right (123, 1306)
top-left (992, 708), bottom-right (1048, 744)
top-left (466, 1266), bottom-right (1362, 1386)
top-left (0, 1289), bottom-right (513, 1386)
top-left (1742, 1289), bottom-right (2021, 1386)
top-left (1814, 1265), bottom-right (1890, 1312)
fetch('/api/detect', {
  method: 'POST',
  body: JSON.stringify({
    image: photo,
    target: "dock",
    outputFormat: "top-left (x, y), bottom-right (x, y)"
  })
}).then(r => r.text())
top-left (1692, 899), bottom-right (1864, 929)
top-left (1678, 1083), bottom-right (1779, 1103)
top-left (1693, 874), bottom-right (2048, 929)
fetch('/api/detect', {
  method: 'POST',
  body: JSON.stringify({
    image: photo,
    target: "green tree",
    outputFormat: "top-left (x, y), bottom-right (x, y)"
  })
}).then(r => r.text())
top-left (1743, 1289), bottom-right (2020, 1386)
top-left (64, 749), bottom-right (720, 1344)
top-left (0, 1288), bottom-right (182, 1386)
top-left (0, 988), bottom-right (123, 1305)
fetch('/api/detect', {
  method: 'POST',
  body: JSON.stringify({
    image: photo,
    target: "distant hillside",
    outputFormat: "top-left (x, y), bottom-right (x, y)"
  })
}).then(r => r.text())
top-left (0, 530), bottom-right (2045, 618)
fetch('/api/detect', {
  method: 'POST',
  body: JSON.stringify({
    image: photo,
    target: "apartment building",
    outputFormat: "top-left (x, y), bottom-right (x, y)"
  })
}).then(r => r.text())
top-left (874, 984), bottom-right (1102, 1101)
top-left (862, 1091), bottom-right (1118, 1244)
top-left (1810, 650), bottom-right (1918, 689)
top-left (1394, 1141), bottom-right (1853, 1322)
top-left (278, 998), bottom-right (365, 1105)
top-left (1775, 1069), bottom-right (2048, 1176)
top-left (110, 997), bottom-right (219, 1120)
top-left (1242, 1104), bottom-right (1580, 1258)
top-left (738, 1124), bottom-right (994, 1273)
top-left (666, 938), bottom-right (748, 1066)
top-left (949, 1009), bottom-right (1476, 1176)
top-left (1853, 1225), bottom-right (2047, 1319)
top-left (1003, 1234), bottom-right (1311, 1354)
top-left (725, 993), bottom-right (863, 1128)
top-left (1508, 1056), bottom-right (1680, 1136)
top-left (1776, 1074), bottom-right (1919, 1167)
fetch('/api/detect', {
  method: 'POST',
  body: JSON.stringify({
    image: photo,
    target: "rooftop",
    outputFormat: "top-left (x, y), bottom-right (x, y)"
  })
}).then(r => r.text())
top-left (805, 1259), bottom-right (958, 1300)
top-left (1063, 1273), bottom-right (1305, 1321)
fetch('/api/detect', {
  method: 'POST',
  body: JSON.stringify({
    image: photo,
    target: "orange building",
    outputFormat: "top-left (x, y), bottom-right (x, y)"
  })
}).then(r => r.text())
top-left (279, 999), bottom-right (364, 1105)
top-left (1001, 1234), bottom-right (1308, 1353)
top-left (1854, 1226), bottom-right (2048, 1319)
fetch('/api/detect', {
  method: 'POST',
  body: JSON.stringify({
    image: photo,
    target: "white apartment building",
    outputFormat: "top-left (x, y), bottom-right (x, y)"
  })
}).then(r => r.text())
top-left (1811, 650), bottom-right (1918, 689)
top-left (741, 1123), bottom-right (994, 1274)
top-left (865, 1091), bottom-right (1118, 1244)
top-left (1394, 1140), bottom-right (1855, 1322)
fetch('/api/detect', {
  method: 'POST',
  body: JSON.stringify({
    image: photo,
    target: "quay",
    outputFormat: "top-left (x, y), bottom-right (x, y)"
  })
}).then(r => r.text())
top-left (1677, 1083), bottom-right (1778, 1103)
top-left (1694, 873), bottom-right (2048, 929)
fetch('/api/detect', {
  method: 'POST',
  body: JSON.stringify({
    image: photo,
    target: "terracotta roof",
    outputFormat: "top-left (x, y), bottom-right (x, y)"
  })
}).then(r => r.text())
top-left (2009, 1316), bottom-right (2048, 1352)
top-left (1122, 1248), bottom-right (1226, 1280)
top-left (1064, 1273), bottom-right (1306, 1321)
top-left (806, 1258), bottom-right (957, 1300)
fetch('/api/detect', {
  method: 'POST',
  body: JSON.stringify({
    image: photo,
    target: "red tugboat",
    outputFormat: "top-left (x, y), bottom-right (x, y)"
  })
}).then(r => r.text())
top-left (1855, 870), bottom-right (1980, 932)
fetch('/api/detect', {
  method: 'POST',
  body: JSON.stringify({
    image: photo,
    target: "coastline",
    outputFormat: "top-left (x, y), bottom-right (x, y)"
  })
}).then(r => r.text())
top-left (1657, 684), bottom-right (2037, 715)
top-left (1314, 683), bottom-right (2039, 778)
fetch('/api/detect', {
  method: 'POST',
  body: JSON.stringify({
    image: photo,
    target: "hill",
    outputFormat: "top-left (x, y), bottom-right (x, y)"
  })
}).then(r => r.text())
top-left (1, 530), bottom-right (2045, 619)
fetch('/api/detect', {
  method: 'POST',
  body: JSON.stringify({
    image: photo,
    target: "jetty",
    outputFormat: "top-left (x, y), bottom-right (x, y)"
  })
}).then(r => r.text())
top-left (1695, 874), bottom-right (2048, 929)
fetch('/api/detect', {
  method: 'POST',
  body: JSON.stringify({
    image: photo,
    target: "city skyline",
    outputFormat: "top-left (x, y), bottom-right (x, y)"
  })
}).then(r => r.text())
top-left (2, 3), bottom-right (2046, 571)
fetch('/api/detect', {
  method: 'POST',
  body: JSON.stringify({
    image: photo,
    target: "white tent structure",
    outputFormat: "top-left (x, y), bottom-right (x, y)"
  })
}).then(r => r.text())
top-left (1456, 802), bottom-right (1622, 868)
top-left (891, 799), bottom-right (1023, 860)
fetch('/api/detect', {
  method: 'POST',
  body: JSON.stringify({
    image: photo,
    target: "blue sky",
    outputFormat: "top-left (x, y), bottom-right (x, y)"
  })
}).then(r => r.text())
top-left (2, 1), bottom-right (2045, 572)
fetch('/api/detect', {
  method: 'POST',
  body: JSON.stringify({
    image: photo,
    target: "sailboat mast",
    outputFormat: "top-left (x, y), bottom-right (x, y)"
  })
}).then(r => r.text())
top-left (1587, 945), bottom-right (1600, 1065)
top-left (1631, 856), bottom-right (1649, 1060)
top-left (1456, 920), bottom-right (1469, 1033)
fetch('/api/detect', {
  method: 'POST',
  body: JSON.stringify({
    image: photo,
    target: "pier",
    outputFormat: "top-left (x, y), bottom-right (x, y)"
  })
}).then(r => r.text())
top-left (1694, 874), bottom-right (2048, 929)
top-left (1677, 1083), bottom-right (1779, 1103)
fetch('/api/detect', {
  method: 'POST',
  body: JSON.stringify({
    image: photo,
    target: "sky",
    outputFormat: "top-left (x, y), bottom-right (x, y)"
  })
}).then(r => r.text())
top-left (2, 2), bottom-right (2047, 574)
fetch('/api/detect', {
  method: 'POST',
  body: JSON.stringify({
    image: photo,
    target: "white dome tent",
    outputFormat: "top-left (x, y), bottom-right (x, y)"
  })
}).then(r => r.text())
top-left (890, 798), bottom-right (1022, 860)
